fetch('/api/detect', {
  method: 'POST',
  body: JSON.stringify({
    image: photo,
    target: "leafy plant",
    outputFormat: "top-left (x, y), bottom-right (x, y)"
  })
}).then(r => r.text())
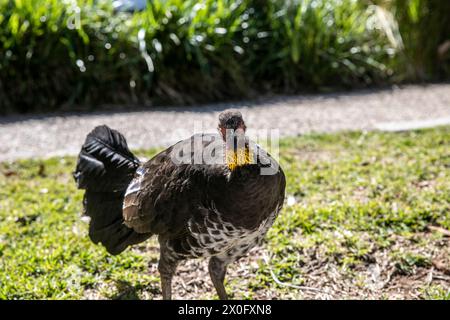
top-left (0, 0), bottom-right (400, 113)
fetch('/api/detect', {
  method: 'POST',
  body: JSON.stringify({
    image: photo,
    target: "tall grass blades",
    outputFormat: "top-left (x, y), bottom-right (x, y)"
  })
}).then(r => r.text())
top-left (374, 0), bottom-right (450, 81)
top-left (0, 0), bottom-right (444, 113)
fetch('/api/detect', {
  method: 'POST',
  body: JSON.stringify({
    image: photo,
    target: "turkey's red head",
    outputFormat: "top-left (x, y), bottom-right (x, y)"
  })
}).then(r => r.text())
top-left (218, 109), bottom-right (251, 170)
top-left (218, 109), bottom-right (246, 141)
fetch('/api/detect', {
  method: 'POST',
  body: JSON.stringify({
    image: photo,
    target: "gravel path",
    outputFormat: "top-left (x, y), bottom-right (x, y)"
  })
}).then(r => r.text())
top-left (0, 84), bottom-right (449, 161)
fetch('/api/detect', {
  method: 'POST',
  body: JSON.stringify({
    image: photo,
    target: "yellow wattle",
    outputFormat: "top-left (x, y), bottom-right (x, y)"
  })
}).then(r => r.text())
top-left (226, 147), bottom-right (253, 171)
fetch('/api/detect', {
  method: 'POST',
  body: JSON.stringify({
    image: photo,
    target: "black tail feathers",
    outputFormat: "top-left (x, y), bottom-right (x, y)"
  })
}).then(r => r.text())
top-left (74, 125), bottom-right (140, 192)
top-left (74, 125), bottom-right (151, 255)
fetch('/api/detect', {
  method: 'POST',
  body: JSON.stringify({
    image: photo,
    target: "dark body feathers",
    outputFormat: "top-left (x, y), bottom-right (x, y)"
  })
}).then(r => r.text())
top-left (122, 133), bottom-right (285, 261)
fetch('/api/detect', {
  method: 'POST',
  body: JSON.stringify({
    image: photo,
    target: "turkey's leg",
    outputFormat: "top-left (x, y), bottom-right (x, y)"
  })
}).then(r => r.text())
top-left (208, 256), bottom-right (229, 300)
top-left (158, 241), bottom-right (179, 300)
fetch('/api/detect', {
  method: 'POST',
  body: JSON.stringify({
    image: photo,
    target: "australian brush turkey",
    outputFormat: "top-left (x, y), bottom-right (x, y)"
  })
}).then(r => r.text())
top-left (73, 110), bottom-right (286, 299)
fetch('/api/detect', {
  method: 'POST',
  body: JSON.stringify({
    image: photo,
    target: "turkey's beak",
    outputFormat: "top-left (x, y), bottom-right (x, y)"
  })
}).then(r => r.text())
top-left (223, 126), bottom-right (245, 149)
top-left (220, 122), bottom-right (246, 141)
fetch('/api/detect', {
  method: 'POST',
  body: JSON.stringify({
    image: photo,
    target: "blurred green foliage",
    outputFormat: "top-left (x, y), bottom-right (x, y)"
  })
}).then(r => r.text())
top-left (0, 0), bottom-right (448, 113)
top-left (375, 0), bottom-right (450, 80)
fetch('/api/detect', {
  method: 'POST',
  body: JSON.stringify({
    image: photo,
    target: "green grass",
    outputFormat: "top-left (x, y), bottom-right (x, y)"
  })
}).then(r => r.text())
top-left (0, 127), bottom-right (449, 299)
